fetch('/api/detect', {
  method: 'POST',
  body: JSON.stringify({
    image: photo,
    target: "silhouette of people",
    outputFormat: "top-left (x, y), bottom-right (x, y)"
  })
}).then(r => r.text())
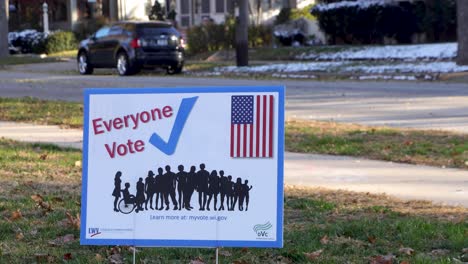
top-left (122, 182), bottom-right (135, 202)
top-left (184, 166), bottom-right (196, 210)
top-left (196, 163), bottom-right (209, 210)
top-left (218, 170), bottom-right (227, 211)
top-left (110, 164), bottom-right (253, 214)
top-left (176, 165), bottom-right (187, 210)
top-left (112, 171), bottom-right (122, 212)
top-left (232, 177), bottom-right (243, 211)
top-left (226, 175), bottom-right (234, 211)
top-left (242, 180), bottom-right (253, 211)
top-left (163, 165), bottom-right (178, 210)
top-left (206, 170), bottom-right (220, 211)
top-left (155, 167), bottom-right (164, 210)
top-left (145, 170), bottom-right (156, 210)
top-left (136, 177), bottom-right (145, 211)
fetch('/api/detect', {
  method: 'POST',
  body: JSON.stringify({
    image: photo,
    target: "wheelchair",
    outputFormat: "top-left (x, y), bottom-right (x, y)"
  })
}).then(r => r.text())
top-left (118, 195), bottom-right (139, 214)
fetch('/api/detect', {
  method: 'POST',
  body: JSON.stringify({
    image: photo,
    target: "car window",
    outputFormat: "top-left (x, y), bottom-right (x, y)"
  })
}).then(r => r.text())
top-left (137, 25), bottom-right (179, 37)
top-left (95, 27), bottom-right (110, 39)
top-left (109, 25), bottom-right (123, 36)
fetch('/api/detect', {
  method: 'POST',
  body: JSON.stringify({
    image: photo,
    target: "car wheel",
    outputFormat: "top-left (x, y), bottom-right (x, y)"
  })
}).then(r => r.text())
top-left (166, 64), bottom-right (183, 75)
top-left (116, 52), bottom-right (135, 76)
top-left (77, 52), bottom-right (93, 75)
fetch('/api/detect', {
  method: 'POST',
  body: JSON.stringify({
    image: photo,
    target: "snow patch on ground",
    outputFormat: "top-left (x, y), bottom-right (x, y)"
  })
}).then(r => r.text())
top-left (216, 62), bottom-right (349, 73)
top-left (345, 62), bottom-right (468, 74)
top-left (313, 0), bottom-right (394, 12)
top-left (296, 43), bottom-right (457, 61)
top-left (215, 61), bottom-right (468, 75)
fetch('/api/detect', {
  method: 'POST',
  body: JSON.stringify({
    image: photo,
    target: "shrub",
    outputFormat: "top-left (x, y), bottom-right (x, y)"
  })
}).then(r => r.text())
top-left (45, 31), bottom-right (77, 54)
top-left (8, 30), bottom-right (48, 54)
top-left (187, 16), bottom-right (271, 54)
top-left (312, 0), bottom-right (456, 44)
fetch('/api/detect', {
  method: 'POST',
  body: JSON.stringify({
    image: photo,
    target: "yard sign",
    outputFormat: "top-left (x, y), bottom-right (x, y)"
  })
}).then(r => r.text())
top-left (80, 86), bottom-right (284, 247)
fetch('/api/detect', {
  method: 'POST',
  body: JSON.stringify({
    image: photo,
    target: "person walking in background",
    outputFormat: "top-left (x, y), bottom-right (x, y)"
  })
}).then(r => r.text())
top-left (242, 179), bottom-right (253, 211)
top-left (206, 170), bottom-right (220, 211)
top-left (145, 170), bottom-right (156, 210)
top-left (112, 171), bottom-right (122, 212)
top-left (184, 166), bottom-right (196, 210)
top-left (232, 177), bottom-right (243, 211)
top-left (155, 167), bottom-right (164, 210)
top-left (176, 165), bottom-right (187, 210)
top-left (196, 163), bottom-right (209, 211)
top-left (136, 177), bottom-right (145, 211)
top-left (218, 170), bottom-right (227, 211)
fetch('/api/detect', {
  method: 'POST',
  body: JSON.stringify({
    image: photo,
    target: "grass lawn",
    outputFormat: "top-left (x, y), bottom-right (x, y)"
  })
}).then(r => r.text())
top-left (1, 97), bottom-right (467, 169)
top-left (0, 50), bottom-right (77, 66)
top-left (0, 139), bottom-right (466, 263)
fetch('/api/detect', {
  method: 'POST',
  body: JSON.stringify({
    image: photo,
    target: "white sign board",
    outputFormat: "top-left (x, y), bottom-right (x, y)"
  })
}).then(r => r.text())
top-left (80, 86), bottom-right (284, 247)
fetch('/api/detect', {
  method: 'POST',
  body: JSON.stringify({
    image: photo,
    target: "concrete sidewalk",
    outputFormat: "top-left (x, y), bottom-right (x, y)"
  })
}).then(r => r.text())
top-left (1, 121), bottom-right (467, 207)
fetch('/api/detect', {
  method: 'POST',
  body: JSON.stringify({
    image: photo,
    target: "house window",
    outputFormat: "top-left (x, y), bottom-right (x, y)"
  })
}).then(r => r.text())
top-left (181, 16), bottom-right (190, 27)
top-left (181, 0), bottom-right (189, 14)
top-left (201, 0), bottom-right (210, 13)
top-left (216, 0), bottom-right (224, 13)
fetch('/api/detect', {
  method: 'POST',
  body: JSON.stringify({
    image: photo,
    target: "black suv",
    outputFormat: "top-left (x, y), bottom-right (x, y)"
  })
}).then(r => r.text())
top-left (77, 21), bottom-right (185, 76)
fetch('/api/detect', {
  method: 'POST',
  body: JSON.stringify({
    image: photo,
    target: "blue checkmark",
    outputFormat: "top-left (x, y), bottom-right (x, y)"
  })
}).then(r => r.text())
top-left (149, 96), bottom-right (198, 155)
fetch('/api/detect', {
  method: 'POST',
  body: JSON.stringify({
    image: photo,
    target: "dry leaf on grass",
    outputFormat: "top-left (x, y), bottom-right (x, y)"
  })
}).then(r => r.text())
top-left (75, 160), bottom-right (82, 167)
top-left (219, 250), bottom-right (232, 257)
top-left (190, 257), bottom-right (205, 264)
top-left (304, 249), bottom-right (323, 260)
top-left (108, 253), bottom-right (124, 264)
top-left (369, 254), bottom-right (395, 264)
top-left (15, 232), bottom-right (24, 240)
top-left (367, 235), bottom-right (377, 244)
top-left (63, 253), bottom-right (72, 260)
top-left (10, 209), bottom-right (22, 221)
top-left (48, 234), bottom-right (75, 246)
top-left (31, 194), bottom-right (44, 203)
top-left (399, 247), bottom-right (415, 256)
top-left (39, 153), bottom-right (48, 160)
top-left (66, 212), bottom-right (80, 229)
top-left (320, 235), bottom-right (329, 245)
top-left (95, 254), bottom-right (104, 261)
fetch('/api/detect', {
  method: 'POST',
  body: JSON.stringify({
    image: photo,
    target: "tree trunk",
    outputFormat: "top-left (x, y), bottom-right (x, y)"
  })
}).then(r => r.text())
top-left (236, 0), bottom-right (249, 66)
top-left (457, 0), bottom-right (468, 65)
top-left (0, 0), bottom-right (8, 58)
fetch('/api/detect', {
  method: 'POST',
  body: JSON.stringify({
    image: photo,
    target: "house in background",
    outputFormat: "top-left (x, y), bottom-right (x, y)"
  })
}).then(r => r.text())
top-left (175, 0), bottom-right (314, 28)
top-left (9, 0), bottom-right (314, 31)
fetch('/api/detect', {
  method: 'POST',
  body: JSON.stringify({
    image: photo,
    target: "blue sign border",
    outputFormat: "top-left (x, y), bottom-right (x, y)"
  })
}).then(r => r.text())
top-left (81, 86), bottom-right (285, 248)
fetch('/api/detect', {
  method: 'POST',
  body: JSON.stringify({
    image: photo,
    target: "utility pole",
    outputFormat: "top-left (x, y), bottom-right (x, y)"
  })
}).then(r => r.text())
top-left (236, 0), bottom-right (249, 66)
top-left (457, 0), bottom-right (468, 65)
top-left (0, 0), bottom-right (8, 58)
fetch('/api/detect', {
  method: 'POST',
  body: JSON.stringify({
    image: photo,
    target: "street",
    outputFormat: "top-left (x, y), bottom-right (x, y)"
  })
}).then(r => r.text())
top-left (1, 64), bottom-right (468, 132)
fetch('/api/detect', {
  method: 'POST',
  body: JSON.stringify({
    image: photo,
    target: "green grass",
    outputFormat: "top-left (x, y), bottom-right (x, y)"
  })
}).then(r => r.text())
top-left (0, 55), bottom-right (63, 66)
top-left (287, 120), bottom-right (468, 169)
top-left (0, 139), bottom-right (466, 263)
top-left (0, 97), bottom-right (83, 128)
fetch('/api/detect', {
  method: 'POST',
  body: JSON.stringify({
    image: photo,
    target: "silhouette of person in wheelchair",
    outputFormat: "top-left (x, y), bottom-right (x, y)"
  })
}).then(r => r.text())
top-left (117, 182), bottom-right (140, 214)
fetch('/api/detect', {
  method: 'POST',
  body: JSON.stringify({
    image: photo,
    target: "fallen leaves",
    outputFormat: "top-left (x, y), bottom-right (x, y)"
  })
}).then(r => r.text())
top-left (63, 252), bottom-right (72, 260)
top-left (48, 234), bottom-right (75, 246)
top-left (190, 257), bottom-right (206, 264)
top-left (15, 232), bottom-right (24, 241)
top-left (320, 235), bottom-right (329, 245)
top-left (367, 235), bottom-right (377, 244)
top-left (65, 212), bottom-right (81, 229)
top-left (398, 247), bottom-right (415, 256)
top-left (10, 209), bottom-right (22, 221)
top-left (369, 254), bottom-right (395, 264)
top-left (304, 249), bottom-right (323, 260)
top-left (31, 194), bottom-right (53, 213)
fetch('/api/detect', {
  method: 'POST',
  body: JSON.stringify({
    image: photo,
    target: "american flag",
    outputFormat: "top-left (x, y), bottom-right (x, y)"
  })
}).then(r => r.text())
top-left (231, 95), bottom-right (274, 158)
